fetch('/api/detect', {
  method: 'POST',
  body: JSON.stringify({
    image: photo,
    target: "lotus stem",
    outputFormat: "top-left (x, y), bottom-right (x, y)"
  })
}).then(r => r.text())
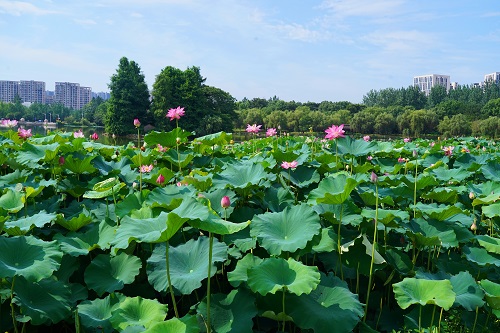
top-left (337, 204), bottom-right (344, 280)
top-left (430, 304), bottom-right (436, 332)
top-left (364, 182), bottom-right (378, 322)
top-left (206, 232), bottom-right (214, 333)
top-left (471, 305), bottom-right (479, 333)
top-left (11, 276), bottom-right (18, 333)
top-left (75, 308), bottom-right (81, 333)
top-left (165, 241), bottom-right (179, 318)
top-left (282, 287), bottom-right (286, 332)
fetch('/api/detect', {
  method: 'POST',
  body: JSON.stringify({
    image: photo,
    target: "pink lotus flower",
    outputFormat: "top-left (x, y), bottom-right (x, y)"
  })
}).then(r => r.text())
top-left (443, 146), bottom-right (454, 156)
top-left (325, 124), bottom-right (345, 140)
top-left (281, 160), bottom-right (298, 169)
top-left (73, 130), bottom-right (84, 138)
top-left (157, 144), bottom-right (167, 152)
top-left (140, 164), bottom-right (153, 173)
top-left (363, 135), bottom-right (370, 142)
top-left (221, 196), bottom-right (231, 208)
top-left (246, 124), bottom-right (262, 134)
top-left (156, 174), bottom-right (165, 185)
top-left (370, 172), bottom-right (378, 183)
top-left (367, 155), bottom-right (373, 161)
top-left (403, 138), bottom-right (411, 143)
top-left (134, 118), bottom-right (141, 127)
top-left (166, 106), bottom-right (185, 121)
top-left (2, 119), bottom-right (18, 127)
top-left (90, 132), bottom-right (99, 140)
top-left (59, 156), bottom-right (65, 165)
top-left (398, 157), bottom-right (407, 163)
top-left (17, 128), bottom-right (32, 140)
top-left (266, 128), bottom-right (277, 137)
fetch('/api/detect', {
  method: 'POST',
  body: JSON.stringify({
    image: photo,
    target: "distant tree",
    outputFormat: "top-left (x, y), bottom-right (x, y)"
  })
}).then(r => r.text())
top-left (81, 97), bottom-right (104, 123)
top-left (481, 98), bottom-right (500, 118)
top-left (374, 113), bottom-right (397, 135)
top-left (438, 114), bottom-right (471, 137)
top-left (197, 86), bottom-right (236, 135)
top-left (351, 110), bottom-right (376, 134)
top-left (427, 85), bottom-right (448, 108)
top-left (106, 57), bottom-right (151, 135)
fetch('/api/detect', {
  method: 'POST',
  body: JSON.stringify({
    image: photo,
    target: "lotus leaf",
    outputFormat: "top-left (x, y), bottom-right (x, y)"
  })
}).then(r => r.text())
top-left (393, 278), bottom-right (456, 310)
top-left (109, 296), bottom-right (167, 331)
top-left (247, 257), bottom-right (320, 296)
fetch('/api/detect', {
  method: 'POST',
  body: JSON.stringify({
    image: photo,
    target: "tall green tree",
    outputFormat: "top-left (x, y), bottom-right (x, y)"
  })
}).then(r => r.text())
top-left (106, 57), bottom-right (151, 135)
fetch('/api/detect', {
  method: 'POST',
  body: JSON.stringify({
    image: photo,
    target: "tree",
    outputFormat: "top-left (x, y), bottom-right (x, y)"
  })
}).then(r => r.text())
top-left (427, 85), bottom-right (448, 108)
top-left (197, 86), bottom-right (236, 135)
top-left (81, 97), bottom-right (104, 124)
top-left (481, 98), bottom-right (500, 118)
top-left (106, 57), bottom-right (151, 135)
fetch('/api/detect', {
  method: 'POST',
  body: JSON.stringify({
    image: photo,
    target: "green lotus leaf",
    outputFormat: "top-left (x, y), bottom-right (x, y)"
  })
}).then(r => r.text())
top-left (92, 155), bottom-right (131, 176)
top-left (472, 192), bottom-right (500, 206)
top-left (476, 235), bottom-right (500, 254)
top-left (482, 203), bottom-right (500, 218)
top-left (361, 208), bottom-right (408, 227)
top-left (337, 136), bottom-right (376, 156)
top-left (55, 212), bottom-right (93, 231)
top-left (412, 202), bottom-right (464, 221)
top-left (145, 315), bottom-right (200, 333)
top-left (189, 216), bottom-right (250, 235)
top-left (401, 174), bottom-right (439, 190)
top-left (311, 227), bottom-right (337, 253)
top-left (54, 220), bottom-right (112, 256)
top-left (144, 128), bottom-right (192, 147)
top-left (286, 273), bottom-right (364, 333)
top-left (341, 235), bottom-right (386, 274)
top-left (13, 276), bottom-right (72, 325)
top-left (480, 279), bottom-right (500, 310)
top-left (147, 237), bottom-right (228, 295)
top-left (431, 167), bottom-right (470, 182)
top-left (227, 253), bottom-right (264, 287)
top-left (109, 296), bottom-right (167, 331)
top-left (162, 149), bottom-right (195, 169)
top-left (281, 166), bottom-right (320, 188)
top-left (16, 142), bottom-right (59, 166)
top-left (454, 153), bottom-right (488, 171)
top-left (64, 154), bottom-right (97, 174)
top-left (212, 160), bottom-right (274, 189)
top-left (250, 203), bottom-right (321, 255)
top-left (112, 208), bottom-right (189, 250)
top-left (356, 186), bottom-right (396, 206)
top-left (463, 246), bottom-right (500, 267)
top-left (0, 169), bottom-right (30, 187)
top-left (145, 185), bottom-right (196, 209)
top-left (78, 294), bottom-right (123, 332)
top-left (421, 187), bottom-right (458, 203)
top-left (385, 248), bottom-right (413, 275)
top-left (450, 271), bottom-right (484, 311)
top-left (0, 235), bottom-right (62, 282)
top-left (84, 182), bottom-right (125, 199)
top-left (194, 131), bottom-right (232, 146)
top-left (262, 186), bottom-right (294, 213)
top-left (116, 192), bottom-right (143, 218)
top-left (406, 218), bottom-right (458, 248)
top-left (313, 201), bottom-right (363, 226)
top-left (201, 188), bottom-right (237, 218)
top-left (308, 172), bottom-right (358, 205)
top-left (3, 211), bottom-right (57, 235)
top-left (197, 288), bottom-right (257, 333)
top-left (247, 257), bottom-right (320, 296)
top-left (85, 252), bottom-right (142, 296)
top-left (92, 177), bottom-right (120, 191)
top-left (393, 278), bottom-right (456, 310)
top-left (0, 188), bottom-right (24, 213)
top-left (481, 161), bottom-right (500, 181)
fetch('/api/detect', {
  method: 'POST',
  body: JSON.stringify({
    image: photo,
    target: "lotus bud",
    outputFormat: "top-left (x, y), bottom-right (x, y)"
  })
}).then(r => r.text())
top-left (91, 132), bottom-right (99, 140)
top-left (370, 171), bottom-right (378, 184)
top-left (58, 156), bottom-right (65, 165)
top-left (134, 118), bottom-right (141, 127)
top-left (176, 137), bottom-right (181, 144)
top-left (471, 221), bottom-right (477, 231)
top-left (469, 192), bottom-right (475, 200)
top-left (156, 174), bottom-right (165, 186)
top-left (221, 196), bottom-right (231, 209)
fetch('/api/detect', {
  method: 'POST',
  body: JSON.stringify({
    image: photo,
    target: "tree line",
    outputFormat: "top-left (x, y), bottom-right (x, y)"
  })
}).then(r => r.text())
top-left (2, 57), bottom-right (500, 138)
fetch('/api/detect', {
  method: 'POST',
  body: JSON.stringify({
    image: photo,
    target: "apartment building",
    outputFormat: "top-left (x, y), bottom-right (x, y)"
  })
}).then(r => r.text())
top-left (0, 80), bottom-right (20, 103)
top-left (484, 72), bottom-right (500, 85)
top-left (19, 80), bottom-right (46, 104)
top-left (55, 82), bottom-right (92, 110)
top-left (413, 74), bottom-right (451, 96)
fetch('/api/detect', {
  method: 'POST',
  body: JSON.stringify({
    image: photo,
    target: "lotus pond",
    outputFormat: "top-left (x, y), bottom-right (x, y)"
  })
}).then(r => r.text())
top-left (1, 127), bottom-right (500, 333)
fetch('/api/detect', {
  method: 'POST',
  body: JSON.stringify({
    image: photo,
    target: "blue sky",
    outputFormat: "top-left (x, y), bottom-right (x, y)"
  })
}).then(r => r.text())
top-left (0, 0), bottom-right (499, 103)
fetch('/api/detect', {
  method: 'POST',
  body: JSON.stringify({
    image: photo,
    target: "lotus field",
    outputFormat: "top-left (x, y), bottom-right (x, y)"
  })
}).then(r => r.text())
top-left (2, 117), bottom-right (500, 333)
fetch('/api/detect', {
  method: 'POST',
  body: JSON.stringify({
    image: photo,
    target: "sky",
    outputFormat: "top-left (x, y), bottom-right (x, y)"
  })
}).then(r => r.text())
top-left (0, 0), bottom-right (499, 103)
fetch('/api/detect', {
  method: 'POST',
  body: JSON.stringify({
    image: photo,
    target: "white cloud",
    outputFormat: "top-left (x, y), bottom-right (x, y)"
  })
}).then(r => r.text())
top-left (363, 29), bottom-right (438, 53)
top-left (73, 19), bottom-right (97, 26)
top-left (319, 0), bottom-right (405, 18)
top-left (130, 12), bottom-right (143, 18)
top-left (0, 0), bottom-right (59, 16)
top-left (273, 23), bottom-right (327, 42)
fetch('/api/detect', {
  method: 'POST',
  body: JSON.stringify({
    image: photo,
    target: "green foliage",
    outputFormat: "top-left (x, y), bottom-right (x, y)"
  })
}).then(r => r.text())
top-left (106, 57), bottom-right (151, 135)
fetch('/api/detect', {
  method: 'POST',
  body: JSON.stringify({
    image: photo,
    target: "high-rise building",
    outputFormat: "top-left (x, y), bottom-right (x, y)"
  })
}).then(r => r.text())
top-left (19, 80), bottom-right (46, 104)
top-left (0, 80), bottom-right (20, 103)
top-left (413, 74), bottom-right (451, 96)
top-left (93, 91), bottom-right (110, 100)
top-left (55, 82), bottom-right (92, 110)
top-left (484, 72), bottom-right (500, 85)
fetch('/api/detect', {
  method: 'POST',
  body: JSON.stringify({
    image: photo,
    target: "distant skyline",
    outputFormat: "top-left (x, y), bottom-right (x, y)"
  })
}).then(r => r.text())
top-left (1, 1), bottom-right (499, 103)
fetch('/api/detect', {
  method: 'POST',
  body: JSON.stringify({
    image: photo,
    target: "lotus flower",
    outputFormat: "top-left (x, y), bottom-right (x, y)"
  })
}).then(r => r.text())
top-left (363, 135), bottom-right (370, 142)
top-left (140, 164), bottom-right (153, 173)
top-left (156, 174), bottom-right (165, 185)
top-left (134, 118), bottom-right (141, 127)
top-left (166, 106), bottom-right (185, 121)
top-left (90, 132), bottom-right (99, 140)
top-left (325, 124), bottom-right (345, 140)
top-left (17, 128), bottom-right (32, 140)
top-left (281, 160), bottom-right (298, 169)
top-left (246, 124), bottom-right (262, 134)
top-left (443, 146), bottom-right (454, 156)
top-left (73, 130), bottom-right (84, 138)
top-left (2, 119), bottom-right (18, 127)
top-left (266, 128), bottom-right (277, 137)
